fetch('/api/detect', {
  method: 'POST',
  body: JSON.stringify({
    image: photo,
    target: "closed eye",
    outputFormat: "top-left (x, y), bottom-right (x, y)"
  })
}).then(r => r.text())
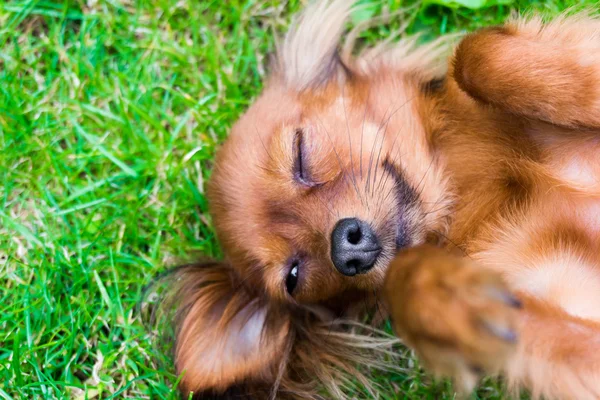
top-left (293, 129), bottom-right (319, 187)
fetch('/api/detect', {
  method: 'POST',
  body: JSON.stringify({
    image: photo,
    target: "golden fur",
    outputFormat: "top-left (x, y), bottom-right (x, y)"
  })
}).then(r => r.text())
top-left (156, 2), bottom-right (600, 399)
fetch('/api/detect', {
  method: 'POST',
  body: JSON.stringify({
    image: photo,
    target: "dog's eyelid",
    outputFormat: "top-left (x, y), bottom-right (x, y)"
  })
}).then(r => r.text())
top-left (293, 128), bottom-right (319, 188)
top-left (293, 128), bottom-right (306, 181)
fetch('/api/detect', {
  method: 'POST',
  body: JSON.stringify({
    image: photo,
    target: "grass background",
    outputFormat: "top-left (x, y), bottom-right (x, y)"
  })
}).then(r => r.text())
top-left (0, 0), bottom-right (594, 398)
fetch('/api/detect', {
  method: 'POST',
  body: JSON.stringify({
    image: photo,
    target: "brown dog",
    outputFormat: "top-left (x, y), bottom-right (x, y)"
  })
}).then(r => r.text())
top-left (162, 2), bottom-right (600, 399)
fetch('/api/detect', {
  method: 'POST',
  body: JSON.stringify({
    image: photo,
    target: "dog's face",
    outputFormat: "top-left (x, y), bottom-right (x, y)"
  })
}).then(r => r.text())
top-left (209, 64), bottom-right (450, 307)
top-left (172, 2), bottom-right (455, 395)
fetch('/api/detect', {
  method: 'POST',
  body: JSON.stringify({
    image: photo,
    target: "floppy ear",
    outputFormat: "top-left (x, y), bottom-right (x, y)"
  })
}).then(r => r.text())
top-left (150, 261), bottom-right (404, 399)
top-left (166, 262), bottom-right (291, 398)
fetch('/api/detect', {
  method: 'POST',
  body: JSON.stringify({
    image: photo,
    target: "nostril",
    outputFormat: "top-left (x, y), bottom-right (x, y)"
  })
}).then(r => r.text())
top-left (331, 218), bottom-right (382, 276)
top-left (347, 227), bottom-right (362, 245)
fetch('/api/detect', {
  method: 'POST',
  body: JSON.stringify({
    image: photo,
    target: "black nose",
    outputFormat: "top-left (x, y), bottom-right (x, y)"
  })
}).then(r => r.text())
top-left (331, 218), bottom-right (382, 276)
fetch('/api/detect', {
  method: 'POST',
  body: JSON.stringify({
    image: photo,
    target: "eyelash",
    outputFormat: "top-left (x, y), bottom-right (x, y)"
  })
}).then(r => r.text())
top-left (293, 129), bottom-right (315, 187)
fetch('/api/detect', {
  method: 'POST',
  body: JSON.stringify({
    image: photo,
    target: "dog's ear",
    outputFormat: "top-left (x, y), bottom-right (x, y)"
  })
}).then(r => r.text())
top-left (273, 0), bottom-right (353, 91)
top-left (151, 261), bottom-right (404, 399)
top-left (166, 262), bottom-right (291, 398)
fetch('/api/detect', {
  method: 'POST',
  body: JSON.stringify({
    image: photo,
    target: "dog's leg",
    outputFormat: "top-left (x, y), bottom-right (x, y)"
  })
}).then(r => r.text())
top-left (383, 245), bottom-right (520, 394)
top-left (504, 293), bottom-right (600, 400)
top-left (452, 14), bottom-right (600, 129)
top-left (472, 216), bottom-right (600, 399)
top-left (384, 245), bottom-right (600, 399)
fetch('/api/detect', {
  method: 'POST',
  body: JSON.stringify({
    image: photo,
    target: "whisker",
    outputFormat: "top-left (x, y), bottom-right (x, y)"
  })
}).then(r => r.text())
top-left (365, 104), bottom-right (392, 196)
top-left (314, 191), bottom-right (339, 219)
top-left (371, 96), bottom-right (416, 195)
top-left (362, 292), bottom-right (375, 322)
top-left (374, 125), bottom-right (406, 197)
top-left (422, 203), bottom-right (452, 217)
top-left (378, 175), bottom-right (401, 211)
top-left (366, 96), bottom-right (415, 195)
top-left (314, 115), bottom-right (357, 196)
top-left (415, 156), bottom-right (436, 201)
top-left (328, 301), bottom-right (351, 336)
top-left (373, 290), bottom-right (390, 321)
top-left (342, 85), bottom-right (365, 206)
top-left (373, 148), bottom-right (407, 214)
top-left (359, 89), bottom-right (370, 182)
top-left (433, 229), bottom-right (471, 259)
top-left (371, 119), bottom-right (390, 196)
top-left (232, 266), bottom-right (269, 294)
top-left (257, 165), bottom-right (281, 175)
top-left (255, 124), bottom-right (275, 163)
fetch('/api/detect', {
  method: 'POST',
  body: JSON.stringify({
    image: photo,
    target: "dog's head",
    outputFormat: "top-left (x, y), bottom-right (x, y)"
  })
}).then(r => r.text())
top-left (169, 1), bottom-right (453, 397)
top-left (209, 6), bottom-right (452, 306)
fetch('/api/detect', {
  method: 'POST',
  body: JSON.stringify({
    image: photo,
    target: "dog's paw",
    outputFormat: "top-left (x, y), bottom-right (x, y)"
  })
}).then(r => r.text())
top-left (383, 245), bottom-right (521, 393)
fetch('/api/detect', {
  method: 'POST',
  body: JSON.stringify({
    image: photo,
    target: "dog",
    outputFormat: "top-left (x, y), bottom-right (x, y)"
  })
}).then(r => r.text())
top-left (160, 1), bottom-right (600, 399)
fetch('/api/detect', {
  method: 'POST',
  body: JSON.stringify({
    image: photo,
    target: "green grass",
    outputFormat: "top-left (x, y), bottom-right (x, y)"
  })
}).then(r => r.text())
top-left (0, 0), bottom-right (594, 398)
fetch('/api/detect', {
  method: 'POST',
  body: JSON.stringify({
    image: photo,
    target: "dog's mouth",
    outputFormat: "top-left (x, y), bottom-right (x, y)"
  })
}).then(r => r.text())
top-left (329, 160), bottom-right (421, 282)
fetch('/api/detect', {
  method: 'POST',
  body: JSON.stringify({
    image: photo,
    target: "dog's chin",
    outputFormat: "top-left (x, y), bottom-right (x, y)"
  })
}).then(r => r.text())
top-left (351, 214), bottom-right (413, 291)
top-left (353, 266), bottom-right (387, 291)
top-left (351, 245), bottom-right (396, 291)
top-left (355, 247), bottom-right (405, 292)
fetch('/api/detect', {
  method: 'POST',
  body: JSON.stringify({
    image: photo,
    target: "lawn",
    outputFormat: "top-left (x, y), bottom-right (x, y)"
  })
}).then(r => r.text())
top-left (0, 0), bottom-right (593, 399)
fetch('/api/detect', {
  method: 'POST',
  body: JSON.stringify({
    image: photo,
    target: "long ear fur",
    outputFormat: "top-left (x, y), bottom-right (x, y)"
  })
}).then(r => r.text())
top-left (156, 262), bottom-right (291, 398)
top-left (146, 261), bottom-right (403, 399)
top-left (275, 0), bottom-right (353, 90)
